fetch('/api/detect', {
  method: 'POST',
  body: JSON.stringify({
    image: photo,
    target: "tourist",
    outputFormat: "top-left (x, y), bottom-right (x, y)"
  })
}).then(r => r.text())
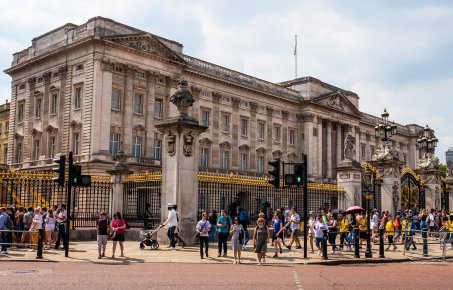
top-left (314, 214), bottom-right (328, 256)
top-left (238, 208), bottom-right (251, 250)
top-left (284, 207), bottom-right (302, 250)
top-left (445, 214), bottom-right (453, 249)
top-left (96, 212), bottom-right (111, 259)
top-left (253, 217), bottom-right (269, 265)
top-left (327, 213), bottom-right (338, 254)
top-left (162, 203), bottom-right (178, 250)
top-left (196, 212), bottom-right (211, 259)
top-left (15, 206), bottom-right (25, 247)
top-left (357, 211), bottom-right (368, 247)
top-left (271, 212), bottom-right (283, 257)
top-left (208, 210), bottom-right (218, 242)
top-left (55, 204), bottom-right (67, 250)
top-left (0, 207), bottom-right (12, 254)
top-left (307, 211), bottom-right (315, 253)
top-left (21, 207), bottom-right (34, 247)
top-left (230, 216), bottom-right (244, 264)
top-left (111, 211), bottom-right (126, 258)
top-left (338, 212), bottom-right (349, 251)
top-left (44, 209), bottom-right (56, 249)
top-left (217, 209), bottom-right (231, 257)
top-left (404, 215), bottom-right (417, 251)
top-left (370, 209), bottom-right (379, 243)
top-left (385, 215), bottom-right (397, 251)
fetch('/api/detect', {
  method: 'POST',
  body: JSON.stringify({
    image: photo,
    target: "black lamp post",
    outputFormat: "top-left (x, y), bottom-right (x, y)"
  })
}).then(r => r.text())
top-left (417, 125), bottom-right (438, 155)
top-left (375, 109), bottom-right (397, 144)
top-left (362, 168), bottom-right (374, 258)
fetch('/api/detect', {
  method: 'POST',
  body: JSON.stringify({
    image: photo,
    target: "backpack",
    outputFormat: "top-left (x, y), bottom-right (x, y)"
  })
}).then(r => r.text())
top-left (393, 218), bottom-right (400, 229)
top-left (239, 211), bottom-right (251, 225)
top-left (5, 215), bottom-right (13, 230)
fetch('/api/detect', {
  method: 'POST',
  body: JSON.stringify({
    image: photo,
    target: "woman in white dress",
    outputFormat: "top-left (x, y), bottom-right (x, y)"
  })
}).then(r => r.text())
top-left (44, 209), bottom-right (56, 249)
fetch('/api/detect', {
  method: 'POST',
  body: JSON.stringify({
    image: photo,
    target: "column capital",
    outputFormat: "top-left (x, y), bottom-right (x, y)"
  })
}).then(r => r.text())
top-left (232, 97), bottom-right (241, 107)
top-left (212, 92), bottom-right (222, 103)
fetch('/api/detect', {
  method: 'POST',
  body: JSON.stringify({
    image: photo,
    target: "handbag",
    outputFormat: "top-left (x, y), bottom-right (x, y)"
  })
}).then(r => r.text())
top-left (238, 226), bottom-right (245, 243)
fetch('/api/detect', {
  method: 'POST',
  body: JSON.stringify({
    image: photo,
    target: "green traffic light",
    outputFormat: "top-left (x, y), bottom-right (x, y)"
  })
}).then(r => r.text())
top-left (296, 176), bottom-right (301, 182)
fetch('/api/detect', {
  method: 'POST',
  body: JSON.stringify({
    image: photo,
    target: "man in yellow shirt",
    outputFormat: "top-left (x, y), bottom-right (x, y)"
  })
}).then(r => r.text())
top-left (444, 215), bottom-right (453, 249)
top-left (338, 212), bottom-right (350, 251)
top-left (385, 217), bottom-right (397, 251)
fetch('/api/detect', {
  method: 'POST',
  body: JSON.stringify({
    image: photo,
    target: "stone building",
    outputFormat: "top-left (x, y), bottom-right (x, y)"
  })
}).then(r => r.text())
top-left (0, 101), bottom-right (9, 167)
top-left (4, 16), bottom-right (426, 180)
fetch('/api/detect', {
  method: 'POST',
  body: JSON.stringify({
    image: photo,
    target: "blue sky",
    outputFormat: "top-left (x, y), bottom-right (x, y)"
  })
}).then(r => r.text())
top-left (1, 0), bottom-right (452, 162)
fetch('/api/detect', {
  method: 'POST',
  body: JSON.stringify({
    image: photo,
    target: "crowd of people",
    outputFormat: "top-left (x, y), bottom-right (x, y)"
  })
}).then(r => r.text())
top-left (2, 202), bottom-right (453, 264)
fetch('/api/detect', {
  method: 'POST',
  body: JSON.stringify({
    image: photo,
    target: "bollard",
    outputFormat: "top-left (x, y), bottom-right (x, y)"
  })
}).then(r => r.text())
top-left (422, 229), bottom-right (428, 257)
top-left (354, 228), bottom-right (360, 258)
top-left (379, 227), bottom-right (385, 258)
top-left (36, 228), bottom-right (44, 259)
top-left (322, 229), bottom-right (328, 260)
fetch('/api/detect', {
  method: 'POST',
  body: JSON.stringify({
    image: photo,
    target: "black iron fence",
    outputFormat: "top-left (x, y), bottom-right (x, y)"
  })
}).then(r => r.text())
top-left (0, 171), bottom-right (111, 228)
top-left (198, 172), bottom-right (343, 225)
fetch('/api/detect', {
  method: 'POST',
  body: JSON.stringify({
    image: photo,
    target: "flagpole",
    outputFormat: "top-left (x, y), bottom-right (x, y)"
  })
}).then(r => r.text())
top-left (294, 34), bottom-right (297, 79)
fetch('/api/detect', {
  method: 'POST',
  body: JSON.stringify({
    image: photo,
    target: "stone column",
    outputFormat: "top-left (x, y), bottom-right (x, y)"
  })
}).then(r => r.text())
top-left (326, 121), bottom-right (333, 179)
top-left (371, 160), bottom-right (403, 216)
top-left (155, 79), bottom-right (208, 244)
top-left (336, 163), bottom-right (362, 210)
top-left (317, 117), bottom-right (323, 178)
top-left (416, 169), bottom-right (442, 210)
top-left (336, 123), bottom-right (342, 167)
top-left (107, 152), bottom-right (133, 215)
top-left (211, 92), bottom-right (222, 168)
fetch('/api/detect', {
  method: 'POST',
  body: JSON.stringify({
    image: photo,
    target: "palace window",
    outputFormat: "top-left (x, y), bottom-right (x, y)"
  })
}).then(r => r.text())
top-left (134, 93), bottom-right (143, 114)
top-left (257, 155), bottom-right (264, 174)
top-left (274, 126), bottom-right (281, 142)
top-left (222, 114), bottom-right (230, 132)
top-left (17, 103), bottom-right (24, 123)
top-left (74, 87), bottom-right (82, 109)
top-left (258, 122), bottom-right (265, 140)
top-left (35, 98), bottom-right (42, 118)
top-left (155, 99), bottom-right (163, 118)
top-left (50, 94), bottom-right (58, 115)
top-left (240, 153), bottom-right (248, 171)
top-left (33, 139), bottom-right (40, 161)
top-left (132, 136), bottom-right (143, 157)
top-left (15, 142), bottom-right (22, 163)
top-left (49, 136), bottom-right (56, 158)
top-left (240, 118), bottom-right (248, 137)
top-left (289, 129), bottom-right (295, 145)
top-left (200, 148), bottom-right (209, 170)
top-left (109, 133), bottom-right (120, 156)
top-left (3, 145), bottom-right (7, 164)
top-left (153, 139), bottom-right (162, 160)
top-left (73, 133), bottom-right (80, 156)
top-left (111, 89), bottom-right (122, 110)
top-left (221, 151), bottom-right (229, 170)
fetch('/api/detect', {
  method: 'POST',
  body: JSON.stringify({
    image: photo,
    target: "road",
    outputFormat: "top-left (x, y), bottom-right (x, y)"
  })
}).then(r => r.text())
top-left (0, 261), bottom-right (452, 289)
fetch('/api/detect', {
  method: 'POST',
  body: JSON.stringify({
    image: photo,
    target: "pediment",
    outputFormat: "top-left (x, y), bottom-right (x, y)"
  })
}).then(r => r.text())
top-left (312, 91), bottom-right (362, 116)
top-left (106, 33), bottom-right (186, 64)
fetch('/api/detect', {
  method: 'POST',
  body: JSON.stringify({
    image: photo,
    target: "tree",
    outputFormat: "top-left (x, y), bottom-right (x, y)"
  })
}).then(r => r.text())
top-left (435, 157), bottom-right (446, 178)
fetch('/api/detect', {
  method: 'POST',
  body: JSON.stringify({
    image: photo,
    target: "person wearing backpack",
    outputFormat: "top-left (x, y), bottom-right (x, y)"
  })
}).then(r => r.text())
top-left (0, 207), bottom-right (12, 254)
top-left (217, 209), bottom-right (231, 257)
top-left (238, 208), bottom-right (250, 250)
top-left (21, 207), bottom-right (34, 247)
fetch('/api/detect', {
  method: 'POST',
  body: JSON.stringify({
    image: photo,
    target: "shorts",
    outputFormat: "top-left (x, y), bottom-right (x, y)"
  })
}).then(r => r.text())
top-left (97, 235), bottom-right (108, 247)
top-left (113, 233), bottom-right (125, 242)
top-left (359, 231), bottom-right (368, 239)
top-left (272, 232), bottom-right (283, 242)
top-left (370, 223), bottom-right (378, 230)
top-left (315, 237), bottom-right (323, 247)
top-left (291, 229), bottom-right (300, 236)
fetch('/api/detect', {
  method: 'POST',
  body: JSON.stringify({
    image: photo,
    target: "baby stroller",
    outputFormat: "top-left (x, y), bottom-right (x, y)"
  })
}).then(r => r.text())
top-left (139, 225), bottom-right (163, 250)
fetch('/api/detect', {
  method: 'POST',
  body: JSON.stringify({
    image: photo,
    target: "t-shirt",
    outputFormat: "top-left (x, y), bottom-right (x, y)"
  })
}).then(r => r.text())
top-left (217, 216), bottom-right (230, 233)
top-left (97, 219), bottom-right (109, 235)
top-left (23, 211), bottom-right (33, 229)
top-left (290, 213), bottom-right (300, 231)
top-left (273, 218), bottom-right (282, 234)
top-left (112, 218), bottom-right (126, 234)
top-left (308, 217), bottom-right (315, 234)
top-left (196, 220), bottom-right (211, 237)
top-left (339, 218), bottom-right (349, 233)
top-left (314, 221), bottom-right (327, 238)
top-left (385, 220), bottom-right (395, 235)
top-left (428, 214), bottom-right (435, 227)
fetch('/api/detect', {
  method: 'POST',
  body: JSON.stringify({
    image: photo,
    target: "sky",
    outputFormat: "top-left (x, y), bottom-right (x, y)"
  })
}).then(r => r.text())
top-left (0, 0), bottom-right (452, 163)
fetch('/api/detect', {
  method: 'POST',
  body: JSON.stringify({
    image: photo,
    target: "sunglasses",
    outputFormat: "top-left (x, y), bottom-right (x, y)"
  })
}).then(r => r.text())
top-left (258, 221), bottom-right (264, 223)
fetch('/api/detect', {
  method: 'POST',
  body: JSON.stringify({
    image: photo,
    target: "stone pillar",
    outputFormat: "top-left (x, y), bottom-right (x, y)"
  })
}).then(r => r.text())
top-left (336, 162), bottom-right (362, 210)
top-left (107, 152), bottom-right (133, 215)
top-left (416, 169), bottom-right (442, 210)
top-left (371, 160), bottom-right (403, 216)
top-left (317, 117), bottom-right (323, 178)
top-left (155, 79), bottom-right (208, 244)
top-left (326, 121), bottom-right (333, 179)
top-left (336, 123), bottom-right (342, 167)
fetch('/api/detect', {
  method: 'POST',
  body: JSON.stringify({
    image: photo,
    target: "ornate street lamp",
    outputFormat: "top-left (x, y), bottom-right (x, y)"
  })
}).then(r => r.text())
top-left (375, 109), bottom-right (397, 144)
top-left (362, 168), bottom-right (374, 258)
top-left (417, 125), bottom-right (438, 154)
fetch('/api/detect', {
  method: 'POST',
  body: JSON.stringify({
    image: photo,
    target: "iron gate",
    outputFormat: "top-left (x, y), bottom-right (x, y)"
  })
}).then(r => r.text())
top-left (400, 168), bottom-right (425, 212)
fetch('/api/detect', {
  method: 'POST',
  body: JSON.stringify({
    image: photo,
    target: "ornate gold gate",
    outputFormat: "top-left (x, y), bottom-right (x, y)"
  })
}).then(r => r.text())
top-left (400, 168), bottom-right (425, 211)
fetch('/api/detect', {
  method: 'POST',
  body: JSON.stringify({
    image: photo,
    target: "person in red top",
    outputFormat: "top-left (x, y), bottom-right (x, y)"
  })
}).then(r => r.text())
top-left (111, 211), bottom-right (126, 259)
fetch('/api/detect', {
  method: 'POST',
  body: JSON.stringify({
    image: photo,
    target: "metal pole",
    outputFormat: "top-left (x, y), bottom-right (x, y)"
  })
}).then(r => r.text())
top-left (354, 227), bottom-right (360, 258)
top-left (422, 229), bottom-right (428, 257)
top-left (303, 154), bottom-right (308, 259)
top-left (379, 227), bottom-right (385, 258)
top-left (322, 228), bottom-right (328, 260)
top-left (365, 200), bottom-right (372, 258)
top-left (65, 151), bottom-right (73, 258)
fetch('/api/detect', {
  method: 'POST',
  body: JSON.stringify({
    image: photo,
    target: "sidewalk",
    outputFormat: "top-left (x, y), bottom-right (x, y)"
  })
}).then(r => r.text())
top-left (0, 241), bottom-right (421, 265)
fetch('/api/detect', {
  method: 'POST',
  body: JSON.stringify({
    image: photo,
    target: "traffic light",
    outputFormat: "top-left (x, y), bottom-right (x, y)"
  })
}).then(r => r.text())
top-left (268, 158), bottom-right (280, 188)
top-left (52, 155), bottom-right (66, 186)
top-left (294, 163), bottom-right (305, 186)
top-left (71, 164), bottom-right (91, 187)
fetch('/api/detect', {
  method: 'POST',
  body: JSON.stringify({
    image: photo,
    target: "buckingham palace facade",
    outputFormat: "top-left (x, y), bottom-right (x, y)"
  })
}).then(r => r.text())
top-left (4, 17), bottom-right (425, 180)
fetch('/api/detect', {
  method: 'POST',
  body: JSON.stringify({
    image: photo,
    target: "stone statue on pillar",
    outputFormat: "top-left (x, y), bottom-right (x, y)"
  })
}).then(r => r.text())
top-left (344, 133), bottom-right (356, 161)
